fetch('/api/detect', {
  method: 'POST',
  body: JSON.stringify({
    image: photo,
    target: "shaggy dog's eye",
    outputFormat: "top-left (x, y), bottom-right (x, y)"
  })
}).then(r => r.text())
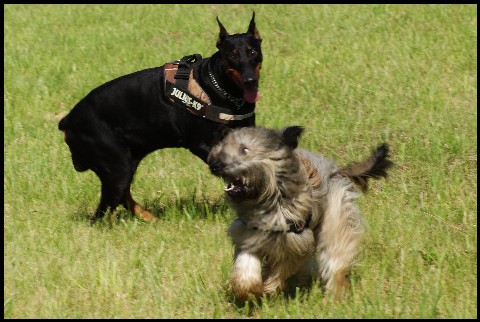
top-left (241, 145), bottom-right (249, 154)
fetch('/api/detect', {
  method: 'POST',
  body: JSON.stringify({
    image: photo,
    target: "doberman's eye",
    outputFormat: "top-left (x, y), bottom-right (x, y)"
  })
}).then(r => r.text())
top-left (249, 49), bottom-right (257, 57)
top-left (228, 53), bottom-right (239, 63)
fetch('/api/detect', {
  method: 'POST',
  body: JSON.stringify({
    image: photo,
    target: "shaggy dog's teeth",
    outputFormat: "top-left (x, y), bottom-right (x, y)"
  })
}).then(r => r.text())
top-left (224, 177), bottom-right (244, 192)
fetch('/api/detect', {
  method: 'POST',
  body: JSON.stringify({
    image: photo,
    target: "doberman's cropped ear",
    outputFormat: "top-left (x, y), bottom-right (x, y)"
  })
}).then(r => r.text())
top-left (280, 126), bottom-right (304, 149)
top-left (216, 16), bottom-right (229, 49)
top-left (247, 11), bottom-right (261, 41)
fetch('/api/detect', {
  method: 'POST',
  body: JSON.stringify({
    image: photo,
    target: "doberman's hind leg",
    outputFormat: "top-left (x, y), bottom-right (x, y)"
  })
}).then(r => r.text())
top-left (90, 189), bottom-right (110, 225)
top-left (89, 149), bottom-right (143, 225)
top-left (122, 157), bottom-right (157, 222)
top-left (90, 176), bottom-right (128, 226)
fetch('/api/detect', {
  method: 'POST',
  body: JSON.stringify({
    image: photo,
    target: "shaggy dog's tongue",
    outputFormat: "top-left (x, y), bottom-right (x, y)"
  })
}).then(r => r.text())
top-left (244, 88), bottom-right (259, 103)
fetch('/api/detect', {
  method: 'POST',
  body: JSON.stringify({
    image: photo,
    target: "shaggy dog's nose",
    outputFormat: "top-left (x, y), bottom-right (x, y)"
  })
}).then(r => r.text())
top-left (209, 160), bottom-right (225, 174)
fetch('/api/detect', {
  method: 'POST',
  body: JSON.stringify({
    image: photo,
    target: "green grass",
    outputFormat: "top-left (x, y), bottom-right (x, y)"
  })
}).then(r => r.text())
top-left (4, 4), bottom-right (477, 318)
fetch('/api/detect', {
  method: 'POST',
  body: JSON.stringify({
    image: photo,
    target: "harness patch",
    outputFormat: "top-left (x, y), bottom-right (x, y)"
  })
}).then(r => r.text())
top-left (169, 86), bottom-right (204, 111)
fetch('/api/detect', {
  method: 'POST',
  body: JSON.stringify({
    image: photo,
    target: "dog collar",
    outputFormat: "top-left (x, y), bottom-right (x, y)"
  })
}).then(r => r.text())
top-left (239, 213), bottom-right (312, 235)
top-left (286, 213), bottom-right (312, 234)
top-left (207, 61), bottom-right (245, 109)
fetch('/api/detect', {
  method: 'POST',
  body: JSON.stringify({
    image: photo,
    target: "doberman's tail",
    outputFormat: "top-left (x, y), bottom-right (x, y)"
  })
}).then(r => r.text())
top-left (340, 143), bottom-right (393, 192)
top-left (58, 115), bottom-right (90, 172)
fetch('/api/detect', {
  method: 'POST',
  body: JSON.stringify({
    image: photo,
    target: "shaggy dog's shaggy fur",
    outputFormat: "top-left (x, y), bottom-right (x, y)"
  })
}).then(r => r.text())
top-left (207, 126), bottom-right (393, 301)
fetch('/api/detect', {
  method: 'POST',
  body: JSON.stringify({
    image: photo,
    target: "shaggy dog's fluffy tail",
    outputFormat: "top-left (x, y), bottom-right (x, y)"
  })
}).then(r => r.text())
top-left (340, 143), bottom-right (393, 192)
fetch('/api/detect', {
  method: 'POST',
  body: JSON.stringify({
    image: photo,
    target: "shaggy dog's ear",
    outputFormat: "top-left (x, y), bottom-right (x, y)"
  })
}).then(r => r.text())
top-left (280, 126), bottom-right (304, 149)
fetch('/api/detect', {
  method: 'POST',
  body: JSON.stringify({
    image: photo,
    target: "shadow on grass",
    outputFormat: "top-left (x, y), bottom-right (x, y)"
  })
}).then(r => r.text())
top-left (69, 193), bottom-right (232, 227)
top-left (225, 270), bottom-right (363, 314)
top-left (220, 274), bottom-right (320, 314)
top-left (225, 278), bottom-right (321, 316)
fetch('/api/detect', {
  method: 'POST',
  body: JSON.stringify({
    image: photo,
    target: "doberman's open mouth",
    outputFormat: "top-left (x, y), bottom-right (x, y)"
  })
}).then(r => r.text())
top-left (243, 87), bottom-right (259, 103)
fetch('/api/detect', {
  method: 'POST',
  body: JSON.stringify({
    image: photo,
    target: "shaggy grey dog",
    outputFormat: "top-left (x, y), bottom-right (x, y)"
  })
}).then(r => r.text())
top-left (207, 126), bottom-right (393, 302)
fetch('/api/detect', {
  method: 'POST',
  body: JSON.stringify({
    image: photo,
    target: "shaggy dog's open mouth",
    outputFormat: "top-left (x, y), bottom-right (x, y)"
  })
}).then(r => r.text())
top-left (223, 176), bottom-right (247, 197)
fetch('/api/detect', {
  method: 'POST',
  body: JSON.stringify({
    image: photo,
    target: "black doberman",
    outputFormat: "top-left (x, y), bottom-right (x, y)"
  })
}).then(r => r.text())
top-left (58, 13), bottom-right (263, 224)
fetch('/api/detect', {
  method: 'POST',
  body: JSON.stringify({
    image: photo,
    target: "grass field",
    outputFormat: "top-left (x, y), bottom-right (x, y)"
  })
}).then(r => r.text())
top-left (4, 4), bottom-right (477, 318)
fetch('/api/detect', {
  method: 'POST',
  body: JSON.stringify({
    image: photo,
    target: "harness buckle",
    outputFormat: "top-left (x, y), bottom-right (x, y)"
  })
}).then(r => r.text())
top-left (175, 54), bottom-right (202, 80)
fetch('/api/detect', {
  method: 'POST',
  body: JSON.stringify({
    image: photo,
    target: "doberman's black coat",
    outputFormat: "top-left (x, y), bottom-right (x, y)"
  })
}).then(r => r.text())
top-left (58, 13), bottom-right (262, 224)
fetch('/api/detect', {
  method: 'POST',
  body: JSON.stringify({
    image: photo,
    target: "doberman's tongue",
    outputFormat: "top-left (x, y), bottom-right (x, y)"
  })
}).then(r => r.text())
top-left (244, 88), bottom-right (259, 103)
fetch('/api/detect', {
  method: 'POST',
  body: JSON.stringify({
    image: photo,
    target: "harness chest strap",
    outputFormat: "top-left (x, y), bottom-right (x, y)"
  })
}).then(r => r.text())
top-left (164, 62), bottom-right (211, 105)
top-left (163, 56), bottom-right (255, 124)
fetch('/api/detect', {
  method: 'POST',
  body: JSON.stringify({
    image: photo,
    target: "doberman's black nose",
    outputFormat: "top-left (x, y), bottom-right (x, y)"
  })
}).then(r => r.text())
top-left (244, 77), bottom-right (258, 87)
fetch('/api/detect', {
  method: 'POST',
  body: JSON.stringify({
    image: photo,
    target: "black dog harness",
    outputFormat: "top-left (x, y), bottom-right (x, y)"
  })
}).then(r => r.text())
top-left (163, 54), bottom-right (255, 124)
